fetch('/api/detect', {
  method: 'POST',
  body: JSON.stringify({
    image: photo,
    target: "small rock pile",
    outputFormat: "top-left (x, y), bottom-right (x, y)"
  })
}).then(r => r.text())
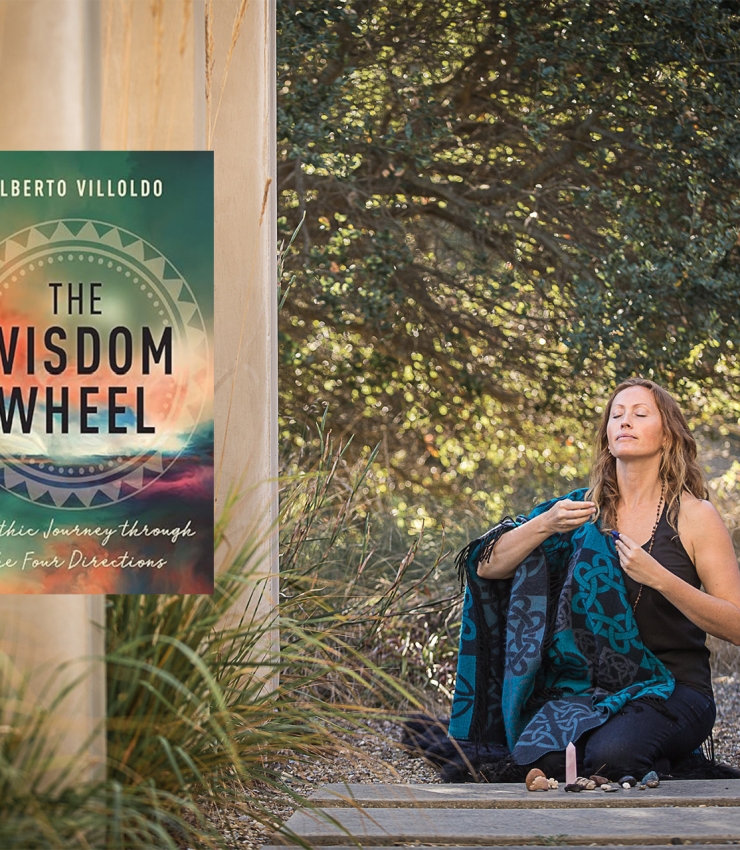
top-left (525, 767), bottom-right (661, 794)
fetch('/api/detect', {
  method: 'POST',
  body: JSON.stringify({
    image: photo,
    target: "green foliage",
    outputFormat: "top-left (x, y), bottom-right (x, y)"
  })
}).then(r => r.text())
top-left (277, 0), bottom-right (740, 506)
top-left (103, 484), bottom-right (442, 843)
top-left (0, 661), bottom-right (219, 849)
top-left (0, 470), bottom-right (437, 848)
top-left (280, 417), bottom-right (467, 705)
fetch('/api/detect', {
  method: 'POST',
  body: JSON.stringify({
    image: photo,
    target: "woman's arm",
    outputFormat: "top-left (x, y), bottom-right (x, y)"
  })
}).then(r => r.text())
top-left (477, 499), bottom-right (596, 580)
top-left (615, 497), bottom-right (740, 645)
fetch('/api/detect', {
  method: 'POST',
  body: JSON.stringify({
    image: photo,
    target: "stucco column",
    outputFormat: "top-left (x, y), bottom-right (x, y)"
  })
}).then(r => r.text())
top-left (102, 0), bottom-right (279, 624)
top-left (100, 0), bottom-right (196, 149)
top-left (0, 0), bottom-right (105, 781)
top-left (0, 0), bottom-right (278, 787)
top-left (208, 0), bottom-right (279, 634)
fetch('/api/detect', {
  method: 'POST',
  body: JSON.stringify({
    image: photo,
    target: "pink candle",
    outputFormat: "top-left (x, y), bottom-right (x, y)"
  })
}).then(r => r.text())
top-left (565, 742), bottom-right (577, 785)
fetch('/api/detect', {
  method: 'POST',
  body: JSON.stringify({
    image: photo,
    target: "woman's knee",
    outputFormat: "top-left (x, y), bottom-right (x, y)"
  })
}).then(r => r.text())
top-left (583, 742), bottom-right (628, 778)
top-left (582, 728), bottom-right (656, 778)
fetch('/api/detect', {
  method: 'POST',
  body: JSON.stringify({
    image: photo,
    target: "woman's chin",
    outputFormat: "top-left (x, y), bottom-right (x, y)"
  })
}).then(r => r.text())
top-left (614, 448), bottom-right (661, 463)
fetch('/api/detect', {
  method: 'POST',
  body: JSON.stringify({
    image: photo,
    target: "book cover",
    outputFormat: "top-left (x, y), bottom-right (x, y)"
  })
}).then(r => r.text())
top-left (0, 151), bottom-right (213, 593)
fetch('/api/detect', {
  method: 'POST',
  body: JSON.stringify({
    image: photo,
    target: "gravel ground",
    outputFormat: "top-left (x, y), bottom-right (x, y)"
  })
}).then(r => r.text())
top-left (204, 676), bottom-right (740, 850)
top-left (200, 717), bottom-right (441, 849)
top-left (710, 675), bottom-right (740, 767)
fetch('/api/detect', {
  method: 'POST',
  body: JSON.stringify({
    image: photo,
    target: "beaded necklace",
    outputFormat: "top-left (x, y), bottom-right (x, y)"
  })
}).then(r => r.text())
top-left (629, 485), bottom-right (665, 613)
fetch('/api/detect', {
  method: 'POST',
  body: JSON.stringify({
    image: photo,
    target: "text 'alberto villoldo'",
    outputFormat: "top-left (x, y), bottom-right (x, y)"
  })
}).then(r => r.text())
top-left (0, 178), bottom-right (163, 198)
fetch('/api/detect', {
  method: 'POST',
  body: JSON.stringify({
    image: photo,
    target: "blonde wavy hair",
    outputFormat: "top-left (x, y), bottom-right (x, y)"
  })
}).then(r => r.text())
top-left (587, 377), bottom-right (708, 532)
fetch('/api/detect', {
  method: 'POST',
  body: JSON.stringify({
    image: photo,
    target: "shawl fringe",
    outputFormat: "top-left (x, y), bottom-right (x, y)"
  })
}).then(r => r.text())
top-left (454, 516), bottom-right (522, 589)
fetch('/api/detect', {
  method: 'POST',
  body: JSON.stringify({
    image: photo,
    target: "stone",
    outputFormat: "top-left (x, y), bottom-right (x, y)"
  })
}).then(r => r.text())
top-left (642, 770), bottom-right (659, 787)
top-left (525, 768), bottom-right (546, 791)
top-left (565, 742), bottom-right (577, 785)
top-left (547, 778), bottom-right (558, 789)
top-left (529, 776), bottom-right (550, 792)
top-left (619, 775), bottom-right (637, 787)
top-left (564, 783), bottom-right (582, 792)
top-left (589, 774), bottom-right (609, 786)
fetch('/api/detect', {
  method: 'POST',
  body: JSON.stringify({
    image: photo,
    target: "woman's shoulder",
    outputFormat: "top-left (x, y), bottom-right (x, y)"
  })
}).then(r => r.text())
top-left (678, 490), bottom-right (722, 524)
top-left (677, 491), bottom-right (728, 554)
top-left (677, 490), bottom-right (737, 581)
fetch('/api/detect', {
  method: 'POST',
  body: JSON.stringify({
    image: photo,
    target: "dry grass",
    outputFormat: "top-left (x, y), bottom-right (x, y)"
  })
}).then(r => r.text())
top-left (709, 635), bottom-right (740, 678)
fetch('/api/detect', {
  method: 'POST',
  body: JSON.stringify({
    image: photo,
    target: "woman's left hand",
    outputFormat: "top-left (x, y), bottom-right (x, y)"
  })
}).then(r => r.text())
top-left (614, 534), bottom-right (667, 588)
top-left (614, 497), bottom-right (740, 645)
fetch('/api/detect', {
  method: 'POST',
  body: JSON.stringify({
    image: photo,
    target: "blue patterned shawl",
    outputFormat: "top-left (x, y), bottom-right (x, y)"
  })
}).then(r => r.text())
top-left (448, 488), bottom-right (675, 765)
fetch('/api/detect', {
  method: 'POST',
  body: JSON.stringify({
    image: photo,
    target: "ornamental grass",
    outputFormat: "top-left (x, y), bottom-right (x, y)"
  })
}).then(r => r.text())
top-left (0, 420), bottom-right (461, 848)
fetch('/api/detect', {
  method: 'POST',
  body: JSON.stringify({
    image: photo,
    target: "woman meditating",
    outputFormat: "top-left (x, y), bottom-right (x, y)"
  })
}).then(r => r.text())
top-left (447, 377), bottom-right (740, 781)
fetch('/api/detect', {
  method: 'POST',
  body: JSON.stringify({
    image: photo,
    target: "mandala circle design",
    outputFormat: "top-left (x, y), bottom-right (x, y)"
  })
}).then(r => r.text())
top-left (0, 219), bottom-right (209, 509)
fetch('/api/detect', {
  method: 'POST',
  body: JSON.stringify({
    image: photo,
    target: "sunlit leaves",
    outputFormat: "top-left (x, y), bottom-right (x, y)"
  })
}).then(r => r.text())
top-left (278, 0), bottom-right (740, 512)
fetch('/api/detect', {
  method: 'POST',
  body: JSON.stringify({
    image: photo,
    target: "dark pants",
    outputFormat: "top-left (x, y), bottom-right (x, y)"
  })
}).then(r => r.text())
top-left (531, 685), bottom-right (716, 780)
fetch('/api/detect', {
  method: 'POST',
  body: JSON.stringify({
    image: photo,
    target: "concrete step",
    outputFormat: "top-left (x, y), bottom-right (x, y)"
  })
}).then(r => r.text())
top-left (265, 845), bottom-right (739, 850)
top-left (273, 804), bottom-right (740, 846)
top-left (309, 779), bottom-right (740, 809)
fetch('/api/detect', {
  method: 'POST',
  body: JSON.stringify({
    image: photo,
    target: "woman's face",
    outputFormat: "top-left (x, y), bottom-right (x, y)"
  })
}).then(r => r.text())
top-left (607, 385), bottom-right (665, 461)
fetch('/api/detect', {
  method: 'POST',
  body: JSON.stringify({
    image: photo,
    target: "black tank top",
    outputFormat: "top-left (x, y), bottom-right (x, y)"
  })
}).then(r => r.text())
top-left (623, 504), bottom-right (713, 696)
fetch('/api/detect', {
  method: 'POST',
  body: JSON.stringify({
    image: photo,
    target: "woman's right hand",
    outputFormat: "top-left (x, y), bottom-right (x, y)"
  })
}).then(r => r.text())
top-left (542, 499), bottom-right (596, 534)
top-left (478, 498), bottom-right (596, 580)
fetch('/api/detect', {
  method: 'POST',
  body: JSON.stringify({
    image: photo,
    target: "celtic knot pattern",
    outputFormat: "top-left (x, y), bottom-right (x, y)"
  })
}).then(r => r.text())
top-left (506, 596), bottom-right (547, 675)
